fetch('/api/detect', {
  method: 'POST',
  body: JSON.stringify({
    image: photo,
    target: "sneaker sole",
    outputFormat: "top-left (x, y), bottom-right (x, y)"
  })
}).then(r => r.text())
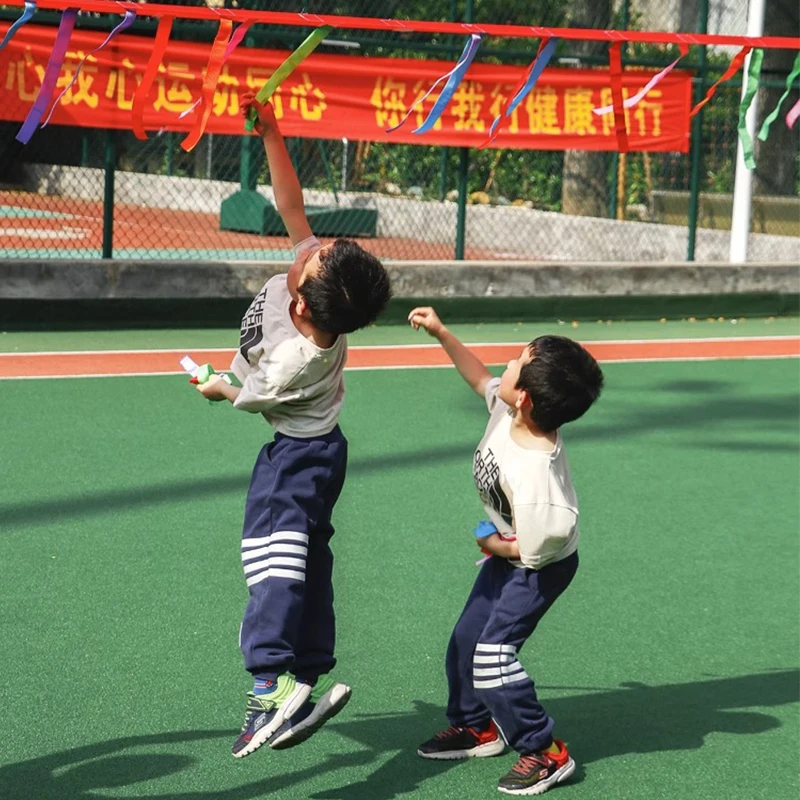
top-left (232, 683), bottom-right (313, 759)
top-left (496, 757), bottom-right (576, 796)
top-left (269, 683), bottom-right (352, 750)
top-left (417, 738), bottom-right (506, 760)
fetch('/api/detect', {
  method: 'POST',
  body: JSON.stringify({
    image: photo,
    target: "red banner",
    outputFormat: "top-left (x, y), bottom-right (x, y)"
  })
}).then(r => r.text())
top-left (0, 22), bottom-right (692, 151)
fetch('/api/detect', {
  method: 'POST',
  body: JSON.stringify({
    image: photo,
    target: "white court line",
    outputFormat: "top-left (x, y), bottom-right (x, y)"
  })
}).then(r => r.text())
top-left (0, 334), bottom-right (797, 357)
top-left (0, 353), bottom-right (798, 380)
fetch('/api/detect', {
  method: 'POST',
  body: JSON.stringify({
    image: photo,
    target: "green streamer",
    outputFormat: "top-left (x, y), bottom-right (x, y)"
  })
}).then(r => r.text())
top-left (757, 51), bottom-right (800, 142)
top-left (737, 48), bottom-right (763, 170)
top-left (245, 25), bottom-right (333, 132)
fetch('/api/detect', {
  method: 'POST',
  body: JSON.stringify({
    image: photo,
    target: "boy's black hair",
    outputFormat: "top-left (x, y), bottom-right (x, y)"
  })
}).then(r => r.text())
top-left (298, 239), bottom-right (392, 334)
top-left (517, 335), bottom-right (604, 432)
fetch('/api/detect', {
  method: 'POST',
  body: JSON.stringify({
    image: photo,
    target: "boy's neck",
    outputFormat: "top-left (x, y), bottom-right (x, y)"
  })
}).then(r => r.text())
top-left (509, 410), bottom-right (558, 451)
top-left (289, 301), bottom-right (338, 349)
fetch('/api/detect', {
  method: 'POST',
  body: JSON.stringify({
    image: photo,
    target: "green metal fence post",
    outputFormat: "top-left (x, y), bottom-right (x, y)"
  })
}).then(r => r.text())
top-left (439, 0), bottom-right (459, 201)
top-left (455, 147), bottom-right (469, 260)
top-left (687, 0), bottom-right (709, 261)
top-left (608, 0), bottom-right (631, 219)
top-left (454, 0), bottom-right (475, 259)
top-left (166, 132), bottom-right (175, 177)
top-left (102, 129), bottom-right (116, 259)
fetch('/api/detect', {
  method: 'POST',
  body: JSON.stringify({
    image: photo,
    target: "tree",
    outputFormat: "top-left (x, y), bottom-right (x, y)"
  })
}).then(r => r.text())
top-left (560, 0), bottom-right (612, 217)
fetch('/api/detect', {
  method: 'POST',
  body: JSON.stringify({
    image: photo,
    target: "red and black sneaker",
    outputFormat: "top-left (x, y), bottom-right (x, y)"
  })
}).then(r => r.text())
top-left (417, 721), bottom-right (505, 760)
top-left (497, 740), bottom-right (575, 796)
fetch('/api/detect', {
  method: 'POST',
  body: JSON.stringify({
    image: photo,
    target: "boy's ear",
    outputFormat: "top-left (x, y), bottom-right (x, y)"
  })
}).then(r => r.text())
top-left (295, 294), bottom-right (313, 319)
top-left (515, 389), bottom-right (532, 411)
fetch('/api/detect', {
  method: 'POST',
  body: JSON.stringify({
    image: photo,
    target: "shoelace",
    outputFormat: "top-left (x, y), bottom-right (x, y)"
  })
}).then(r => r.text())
top-left (435, 725), bottom-right (466, 740)
top-left (512, 753), bottom-right (550, 775)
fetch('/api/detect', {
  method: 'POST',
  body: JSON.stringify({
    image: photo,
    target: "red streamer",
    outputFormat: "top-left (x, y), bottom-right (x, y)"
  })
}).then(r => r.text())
top-left (131, 14), bottom-right (173, 140)
top-left (608, 42), bottom-right (629, 153)
top-left (180, 18), bottom-right (233, 152)
top-left (691, 46), bottom-right (751, 117)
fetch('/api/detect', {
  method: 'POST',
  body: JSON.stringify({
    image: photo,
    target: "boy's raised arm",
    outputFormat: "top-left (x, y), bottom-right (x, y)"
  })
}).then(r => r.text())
top-left (241, 93), bottom-right (313, 246)
top-left (409, 306), bottom-right (492, 397)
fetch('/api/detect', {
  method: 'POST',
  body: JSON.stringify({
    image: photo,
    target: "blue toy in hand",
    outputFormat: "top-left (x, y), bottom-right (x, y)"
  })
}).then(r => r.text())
top-left (473, 520), bottom-right (499, 539)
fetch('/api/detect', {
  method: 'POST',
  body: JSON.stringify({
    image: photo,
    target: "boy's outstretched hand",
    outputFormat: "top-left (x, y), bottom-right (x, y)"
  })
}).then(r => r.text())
top-left (408, 306), bottom-right (445, 338)
top-left (240, 92), bottom-right (278, 137)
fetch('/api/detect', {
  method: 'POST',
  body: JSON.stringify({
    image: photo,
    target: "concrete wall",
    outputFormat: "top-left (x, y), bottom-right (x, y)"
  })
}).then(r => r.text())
top-left (22, 164), bottom-right (800, 264)
top-left (2, 258), bottom-right (798, 301)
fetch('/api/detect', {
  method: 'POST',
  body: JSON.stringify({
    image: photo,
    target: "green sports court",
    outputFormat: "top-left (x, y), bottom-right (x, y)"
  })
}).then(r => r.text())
top-left (1, 317), bottom-right (798, 800)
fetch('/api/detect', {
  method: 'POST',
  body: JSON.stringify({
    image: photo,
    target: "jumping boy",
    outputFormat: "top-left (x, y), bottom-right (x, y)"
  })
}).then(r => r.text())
top-left (195, 94), bottom-right (391, 758)
top-left (408, 307), bottom-right (603, 796)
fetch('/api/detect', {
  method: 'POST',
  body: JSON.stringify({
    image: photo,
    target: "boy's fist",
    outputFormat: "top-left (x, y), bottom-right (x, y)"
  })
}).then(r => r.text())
top-left (408, 306), bottom-right (444, 338)
top-left (240, 92), bottom-right (277, 136)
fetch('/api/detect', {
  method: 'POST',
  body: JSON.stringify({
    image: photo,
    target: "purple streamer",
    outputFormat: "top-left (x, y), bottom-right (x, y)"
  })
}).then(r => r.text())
top-left (41, 10), bottom-right (137, 128)
top-left (16, 8), bottom-right (78, 144)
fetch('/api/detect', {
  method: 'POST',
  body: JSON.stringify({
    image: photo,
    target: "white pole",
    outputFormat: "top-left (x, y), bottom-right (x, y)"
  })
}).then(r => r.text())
top-left (729, 0), bottom-right (765, 263)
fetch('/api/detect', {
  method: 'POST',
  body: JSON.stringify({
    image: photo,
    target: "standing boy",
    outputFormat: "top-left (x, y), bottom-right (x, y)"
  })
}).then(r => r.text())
top-left (196, 95), bottom-right (391, 758)
top-left (408, 307), bottom-right (603, 796)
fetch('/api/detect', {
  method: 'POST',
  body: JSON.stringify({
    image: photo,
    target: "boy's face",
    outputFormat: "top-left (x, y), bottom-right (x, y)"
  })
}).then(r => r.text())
top-left (287, 244), bottom-right (332, 301)
top-left (498, 344), bottom-right (534, 408)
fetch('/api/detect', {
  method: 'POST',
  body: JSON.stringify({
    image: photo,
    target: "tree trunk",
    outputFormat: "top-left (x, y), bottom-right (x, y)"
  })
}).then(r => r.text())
top-left (560, 0), bottom-right (611, 217)
top-left (753, 0), bottom-right (799, 196)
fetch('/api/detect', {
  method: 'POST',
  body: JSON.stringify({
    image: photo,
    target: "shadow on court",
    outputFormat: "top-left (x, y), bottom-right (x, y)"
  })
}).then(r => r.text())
top-left (0, 443), bottom-right (475, 530)
top-left (1, 670), bottom-right (796, 800)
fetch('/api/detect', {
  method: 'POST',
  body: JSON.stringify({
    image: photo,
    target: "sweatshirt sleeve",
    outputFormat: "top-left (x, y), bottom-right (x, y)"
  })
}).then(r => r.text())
top-left (484, 376), bottom-right (503, 413)
top-left (512, 503), bottom-right (578, 570)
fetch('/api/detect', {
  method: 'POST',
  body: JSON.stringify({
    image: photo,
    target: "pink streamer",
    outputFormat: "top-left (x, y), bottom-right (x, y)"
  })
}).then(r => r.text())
top-left (594, 44), bottom-right (689, 116)
top-left (42, 9), bottom-right (136, 127)
top-left (786, 98), bottom-right (800, 129)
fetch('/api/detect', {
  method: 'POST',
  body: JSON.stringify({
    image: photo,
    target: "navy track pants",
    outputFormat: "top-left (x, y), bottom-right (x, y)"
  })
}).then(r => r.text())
top-left (445, 552), bottom-right (578, 754)
top-left (239, 427), bottom-right (347, 683)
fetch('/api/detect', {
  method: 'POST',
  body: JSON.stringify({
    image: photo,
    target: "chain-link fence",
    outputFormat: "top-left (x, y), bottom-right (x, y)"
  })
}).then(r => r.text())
top-left (0, 0), bottom-right (797, 262)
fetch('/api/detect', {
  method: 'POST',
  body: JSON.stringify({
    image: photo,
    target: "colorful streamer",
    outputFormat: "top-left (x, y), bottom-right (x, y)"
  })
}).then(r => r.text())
top-left (41, 9), bottom-right (136, 128)
top-left (15, 7), bottom-right (77, 144)
top-left (691, 46), bottom-right (750, 117)
top-left (758, 51), bottom-right (800, 141)
top-left (131, 14), bottom-right (174, 140)
top-left (0, 0), bottom-right (36, 53)
top-left (736, 48), bottom-right (763, 170)
top-left (177, 21), bottom-right (252, 122)
top-left (244, 25), bottom-right (333, 133)
top-left (180, 18), bottom-right (233, 152)
top-left (384, 33), bottom-right (482, 134)
top-left (481, 36), bottom-right (558, 148)
top-left (608, 41), bottom-right (629, 152)
top-left (594, 43), bottom-right (688, 116)
top-left (787, 98), bottom-right (800, 129)
top-left (413, 34), bottom-right (482, 134)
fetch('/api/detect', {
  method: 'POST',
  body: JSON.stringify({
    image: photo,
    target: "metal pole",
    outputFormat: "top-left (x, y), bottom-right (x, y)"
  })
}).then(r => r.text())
top-left (102, 129), bottom-right (116, 259)
top-left (730, 0), bottom-right (765, 263)
top-left (686, 0), bottom-right (709, 261)
top-left (454, 0), bottom-right (475, 260)
top-left (166, 132), bottom-right (174, 176)
top-left (455, 147), bottom-right (468, 260)
top-left (439, 0), bottom-right (458, 201)
top-left (609, 0), bottom-right (630, 219)
top-left (206, 132), bottom-right (213, 178)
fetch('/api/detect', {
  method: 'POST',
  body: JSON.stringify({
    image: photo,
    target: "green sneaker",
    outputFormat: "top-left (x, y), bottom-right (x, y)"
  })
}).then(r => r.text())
top-left (268, 674), bottom-right (352, 750)
top-left (231, 674), bottom-right (311, 758)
